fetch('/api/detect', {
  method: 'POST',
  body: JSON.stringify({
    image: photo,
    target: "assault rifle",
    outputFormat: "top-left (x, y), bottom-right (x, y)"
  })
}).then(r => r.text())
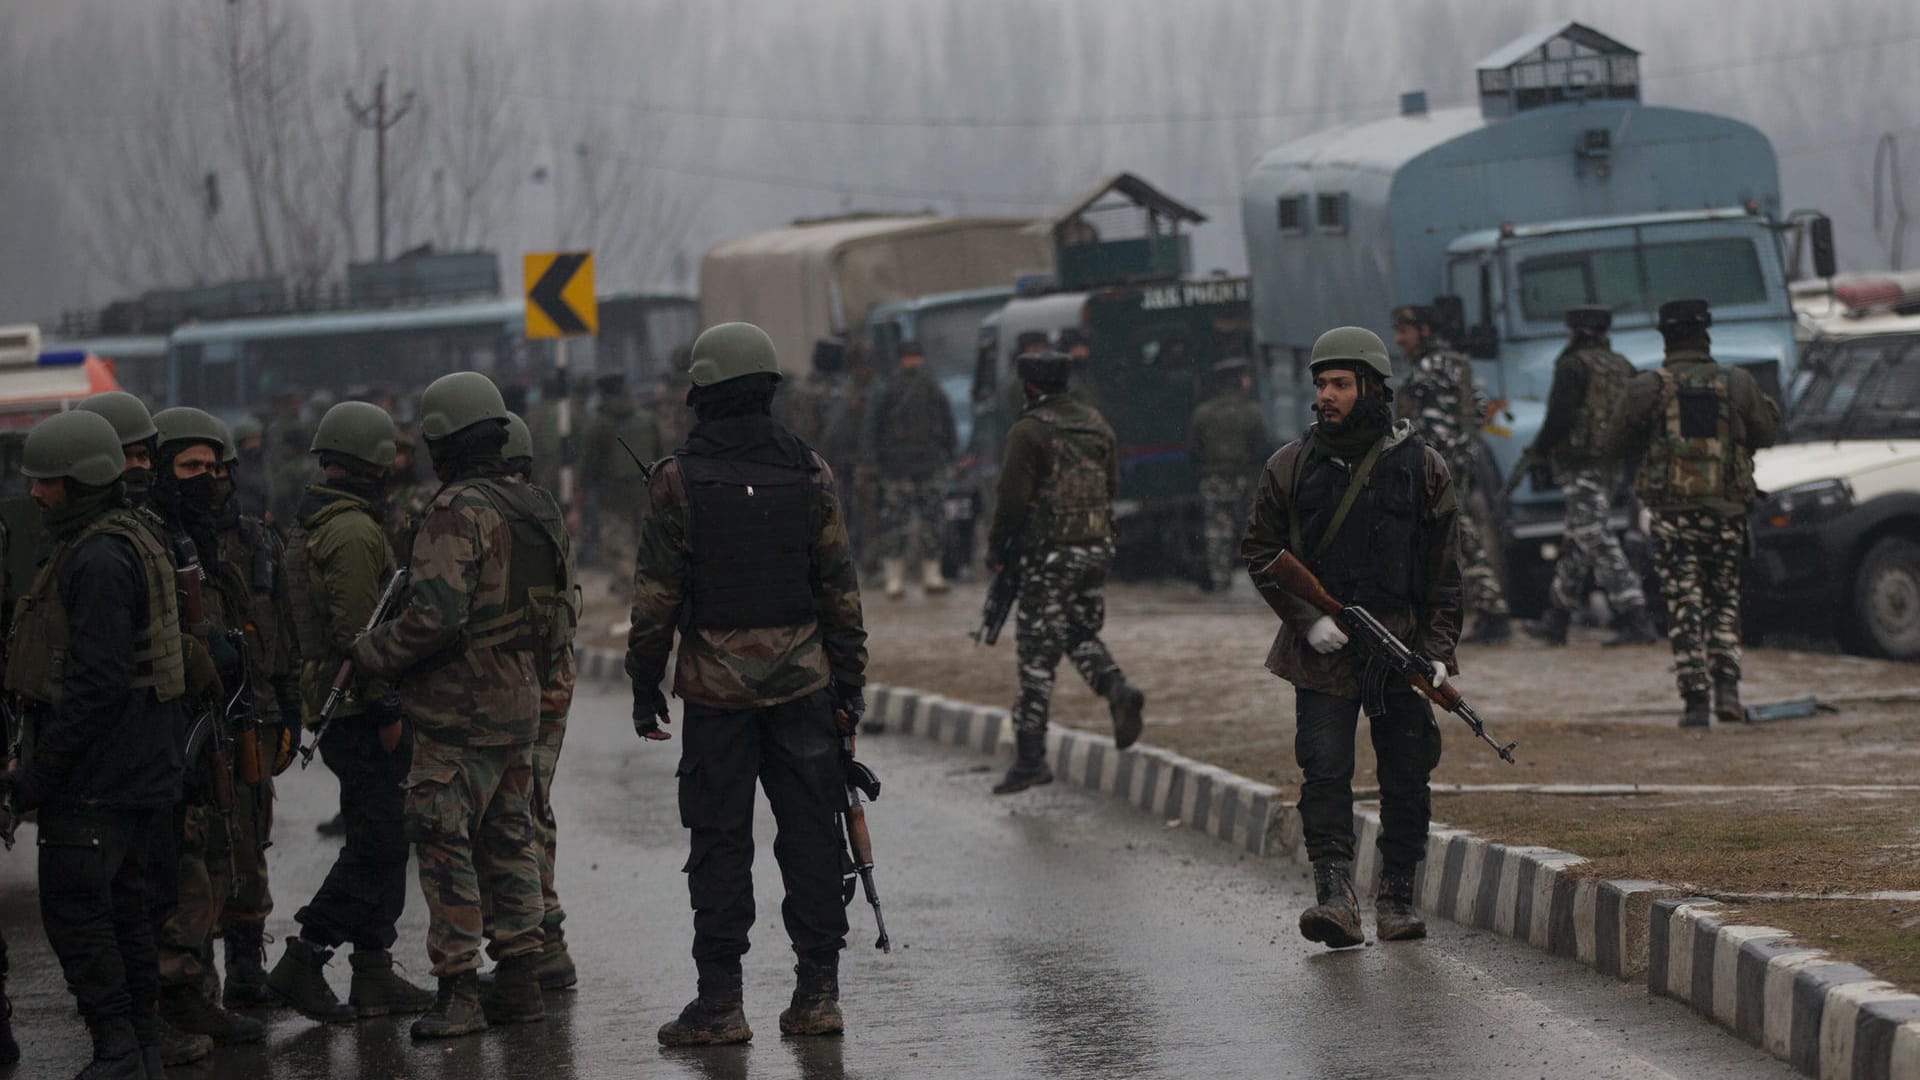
top-left (838, 729), bottom-right (891, 953)
top-left (1254, 549), bottom-right (1518, 763)
top-left (971, 552), bottom-right (1022, 646)
top-left (300, 569), bottom-right (409, 767)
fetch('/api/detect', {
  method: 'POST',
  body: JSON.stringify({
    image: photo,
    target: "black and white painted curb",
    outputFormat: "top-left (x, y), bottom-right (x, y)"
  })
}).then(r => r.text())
top-left (576, 648), bottom-right (1911, 1078)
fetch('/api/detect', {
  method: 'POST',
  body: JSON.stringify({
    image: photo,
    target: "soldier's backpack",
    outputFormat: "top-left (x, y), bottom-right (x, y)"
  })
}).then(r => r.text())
top-left (1638, 366), bottom-right (1755, 505)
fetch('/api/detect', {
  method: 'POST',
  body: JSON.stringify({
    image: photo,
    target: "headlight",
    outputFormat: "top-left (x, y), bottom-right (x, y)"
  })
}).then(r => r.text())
top-left (1758, 478), bottom-right (1853, 529)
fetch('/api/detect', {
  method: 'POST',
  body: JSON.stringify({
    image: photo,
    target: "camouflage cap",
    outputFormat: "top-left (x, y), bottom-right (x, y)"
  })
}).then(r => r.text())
top-left (152, 406), bottom-right (231, 456)
top-left (1309, 326), bottom-right (1394, 380)
top-left (688, 322), bottom-right (781, 387)
top-left (1657, 298), bottom-right (1712, 328)
top-left (22, 410), bottom-right (125, 486)
top-left (77, 390), bottom-right (158, 446)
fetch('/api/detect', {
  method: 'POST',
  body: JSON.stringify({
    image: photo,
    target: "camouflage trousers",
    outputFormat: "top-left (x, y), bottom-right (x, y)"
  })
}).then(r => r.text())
top-left (1198, 473), bottom-right (1254, 591)
top-left (1650, 508), bottom-right (1747, 696)
top-left (1452, 466), bottom-right (1509, 618)
top-left (876, 474), bottom-right (945, 566)
top-left (404, 735), bottom-right (544, 976)
top-left (1014, 541), bottom-right (1123, 736)
top-left (532, 709), bottom-right (568, 944)
top-left (219, 777), bottom-right (274, 933)
top-left (158, 799), bottom-right (232, 989)
top-left (1550, 468), bottom-right (1644, 615)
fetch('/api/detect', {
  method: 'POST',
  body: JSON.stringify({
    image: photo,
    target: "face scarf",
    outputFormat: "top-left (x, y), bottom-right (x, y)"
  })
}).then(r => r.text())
top-left (43, 482), bottom-right (125, 538)
top-left (1312, 396), bottom-right (1394, 459)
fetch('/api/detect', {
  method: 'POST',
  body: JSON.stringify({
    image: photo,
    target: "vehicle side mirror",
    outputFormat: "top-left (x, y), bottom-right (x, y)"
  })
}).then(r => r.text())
top-left (1458, 324), bottom-right (1499, 360)
top-left (1810, 215), bottom-right (1837, 279)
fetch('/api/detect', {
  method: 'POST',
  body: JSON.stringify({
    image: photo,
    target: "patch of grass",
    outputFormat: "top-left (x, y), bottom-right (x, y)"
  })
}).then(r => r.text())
top-left (1725, 900), bottom-right (1920, 994)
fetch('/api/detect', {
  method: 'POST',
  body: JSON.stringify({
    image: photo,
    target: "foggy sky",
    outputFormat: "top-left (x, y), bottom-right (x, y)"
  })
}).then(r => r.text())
top-left (4, 0), bottom-right (1918, 325)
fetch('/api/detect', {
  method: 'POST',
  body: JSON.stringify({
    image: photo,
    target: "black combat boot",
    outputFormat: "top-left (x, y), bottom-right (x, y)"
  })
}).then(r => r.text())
top-left (348, 949), bottom-right (436, 1018)
top-left (158, 983), bottom-right (264, 1044)
top-left (1605, 604), bottom-right (1660, 646)
top-left (221, 923), bottom-right (271, 1008)
top-left (992, 731), bottom-right (1054, 795)
top-left (778, 952), bottom-right (843, 1037)
top-left (148, 1010), bottom-right (212, 1069)
top-left (1298, 861), bottom-right (1365, 949)
top-left (1527, 606), bottom-right (1571, 646)
top-left (1374, 865), bottom-right (1428, 941)
top-left (658, 963), bottom-right (752, 1047)
top-left (1679, 691), bottom-right (1712, 729)
top-left (1713, 675), bottom-right (1745, 725)
top-left (264, 937), bottom-right (356, 1023)
top-left (410, 972), bottom-right (487, 1040)
top-left (530, 938), bottom-right (578, 990)
top-left (1462, 613), bottom-right (1512, 645)
top-left (315, 812), bottom-right (347, 838)
top-left (77, 1016), bottom-right (143, 1080)
top-left (1104, 677), bottom-right (1146, 751)
top-left (0, 979), bottom-right (16, 1066)
top-left (477, 953), bottom-right (546, 1025)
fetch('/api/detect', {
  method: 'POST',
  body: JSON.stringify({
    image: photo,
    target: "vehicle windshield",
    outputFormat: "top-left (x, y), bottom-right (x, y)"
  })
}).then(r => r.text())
top-left (912, 300), bottom-right (1004, 383)
top-left (1788, 332), bottom-right (1920, 441)
top-left (1517, 237), bottom-right (1769, 323)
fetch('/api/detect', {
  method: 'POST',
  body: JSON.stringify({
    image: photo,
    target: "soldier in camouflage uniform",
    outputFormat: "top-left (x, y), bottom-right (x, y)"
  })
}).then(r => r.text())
top-left (986, 350), bottom-right (1146, 795)
top-left (1393, 304), bottom-right (1510, 643)
top-left (778, 339), bottom-right (846, 449)
top-left (865, 340), bottom-right (958, 598)
top-left (265, 401), bottom-right (436, 1024)
top-left (626, 323), bottom-right (868, 1046)
top-left (385, 428), bottom-right (436, 560)
top-left (485, 413), bottom-right (580, 994)
top-left (1242, 327), bottom-right (1462, 949)
top-left (821, 342), bottom-right (878, 567)
top-left (1187, 357), bottom-right (1271, 593)
top-left (1525, 306), bottom-right (1659, 646)
top-left (350, 373), bottom-right (569, 1039)
top-left (1606, 299), bottom-right (1779, 727)
top-left (580, 374), bottom-right (662, 591)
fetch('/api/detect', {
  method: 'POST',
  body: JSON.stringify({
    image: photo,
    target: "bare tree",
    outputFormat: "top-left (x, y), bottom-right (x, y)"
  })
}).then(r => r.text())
top-left (427, 38), bottom-right (524, 250)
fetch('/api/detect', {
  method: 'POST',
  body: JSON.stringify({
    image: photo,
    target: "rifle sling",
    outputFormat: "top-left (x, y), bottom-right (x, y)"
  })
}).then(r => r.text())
top-left (1288, 437), bottom-right (1386, 560)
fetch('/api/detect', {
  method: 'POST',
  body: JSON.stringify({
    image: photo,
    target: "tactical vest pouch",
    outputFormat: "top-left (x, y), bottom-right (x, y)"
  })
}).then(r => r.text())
top-left (1565, 349), bottom-right (1635, 460)
top-left (1027, 403), bottom-right (1116, 546)
top-left (680, 454), bottom-right (816, 630)
top-left (464, 479), bottom-right (571, 685)
top-left (1642, 369), bottom-right (1743, 504)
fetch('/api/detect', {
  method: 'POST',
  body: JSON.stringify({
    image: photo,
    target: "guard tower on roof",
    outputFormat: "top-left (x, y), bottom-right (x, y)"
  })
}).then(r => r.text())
top-left (1036, 173), bottom-right (1207, 290)
top-left (1476, 21), bottom-right (1641, 119)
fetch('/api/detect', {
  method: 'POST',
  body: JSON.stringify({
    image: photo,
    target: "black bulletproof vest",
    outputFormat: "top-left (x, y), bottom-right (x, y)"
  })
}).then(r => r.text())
top-left (1293, 438), bottom-right (1428, 608)
top-left (679, 453), bottom-right (816, 630)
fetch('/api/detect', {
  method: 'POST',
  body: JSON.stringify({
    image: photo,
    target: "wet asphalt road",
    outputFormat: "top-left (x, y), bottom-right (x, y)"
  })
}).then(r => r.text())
top-left (0, 683), bottom-right (1793, 1079)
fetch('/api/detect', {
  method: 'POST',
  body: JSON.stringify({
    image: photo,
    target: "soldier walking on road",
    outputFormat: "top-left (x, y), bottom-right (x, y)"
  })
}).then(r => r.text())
top-left (1394, 304), bottom-right (1509, 643)
top-left (1187, 357), bottom-right (1271, 593)
top-left (349, 372), bottom-right (568, 1039)
top-left (1, 409), bottom-right (188, 1079)
top-left (1242, 327), bottom-right (1462, 950)
top-left (1606, 300), bottom-right (1779, 728)
top-left (264, 402), bottom-right (436, 1024)
top-left (865, 340), bottom-right (957, 599)
top-left (1525, 307), bottom-right (1659, 646)
top-left (986, 350), bottom-right (1146, 795)
top-left (626, 322), bottom-right (868, 1046)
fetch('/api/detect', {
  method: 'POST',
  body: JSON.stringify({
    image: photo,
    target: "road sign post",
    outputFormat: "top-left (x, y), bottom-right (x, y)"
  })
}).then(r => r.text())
top-left (524, 251), bottom-right (598, 514)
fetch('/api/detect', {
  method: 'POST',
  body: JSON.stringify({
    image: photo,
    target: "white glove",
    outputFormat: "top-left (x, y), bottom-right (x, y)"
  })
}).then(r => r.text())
top-left (1427, 658), bottom-right (1451, 688)
top-left (1305, 616), bottom-right (1349, 655)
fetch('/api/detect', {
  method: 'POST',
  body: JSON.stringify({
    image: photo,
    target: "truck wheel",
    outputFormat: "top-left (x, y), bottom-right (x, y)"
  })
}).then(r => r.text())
top-left (1850, 535), bottom-right (1920, 660)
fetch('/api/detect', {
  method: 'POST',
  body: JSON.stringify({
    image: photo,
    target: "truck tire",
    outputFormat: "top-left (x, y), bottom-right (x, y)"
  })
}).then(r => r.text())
top-left (1850, 535), bottom-right (1920, 660)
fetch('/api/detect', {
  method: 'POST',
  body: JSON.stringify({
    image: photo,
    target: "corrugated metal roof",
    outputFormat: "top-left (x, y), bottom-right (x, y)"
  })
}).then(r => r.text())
top-left (1476, 21), bottom-right (1636, 71)
top-left (170, 298), bottom-right (521, 346)
top-left (1247, 106), bottom-right (1486, 177)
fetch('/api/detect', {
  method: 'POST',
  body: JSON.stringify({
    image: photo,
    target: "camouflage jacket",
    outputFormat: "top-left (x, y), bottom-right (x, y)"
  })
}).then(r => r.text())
top-left (863, 367), bottom-right (956, 479)
top-left (1241, 419), bottom-right (1462, 700)
top-left (626, 417), bottom-right (867, 710)
top-left (351, 471), bottom-right (540, 747)
top-left (1607, 349), bottom-right (1780, 515)
top-left (294, 487), bottom-right (396, 721)
top-left (1394, 342), bottom-right (1482, 468)
top-left (529, 481), bottom-right (577, 735)
top-left (385, 478), bottom-right (438, 559)
top-left (1187, 390), bottom-right (1271, 477)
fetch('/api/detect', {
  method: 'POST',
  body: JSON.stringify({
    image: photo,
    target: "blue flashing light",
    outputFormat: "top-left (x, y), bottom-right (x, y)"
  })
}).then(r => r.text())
top-left (38, 350), bottom-right (87, 367)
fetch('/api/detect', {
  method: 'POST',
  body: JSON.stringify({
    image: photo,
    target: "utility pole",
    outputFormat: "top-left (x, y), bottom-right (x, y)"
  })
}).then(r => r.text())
top-left (346, 70), bottom-right (416, 262)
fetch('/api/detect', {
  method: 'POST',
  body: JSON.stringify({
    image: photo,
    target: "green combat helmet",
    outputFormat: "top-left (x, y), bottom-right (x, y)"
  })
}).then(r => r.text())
top-left (22, 410), bottom-right (126, 486)
top-left (232, 415), bottom-right (265, 444)
top-left (419, 371), bottom-right (509, 440)
top-left (77, 390), bottom-right (158, 446)
top-left (152, 406), bottom-right (232, 456)
top-left (503, 413), bottom-right (534, 462)
top-left (311, 401), bottom-right (398, 469)
top-left (1308, 326), bottom-right (1394, 380)
top-left (687, 322), bottom-right (781, 387)
top-left (223, 425), bottom-right (239, 465)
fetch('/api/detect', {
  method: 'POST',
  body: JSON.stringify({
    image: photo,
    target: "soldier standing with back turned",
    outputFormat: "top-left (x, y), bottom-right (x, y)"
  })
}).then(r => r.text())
top-left (865, 339), bottom-right (957, 599)
top-left (1187, 356), bottom-right (1271, 593)
top-left (1524, 306), bottom-right (1658, 646)
top-left (626, 322), bottom-right (868, 1046)
top-left (1393, 304), bottom-right (1510, 643)
top-left (1606, 299), bottom-right (1779, 728)
top-left (1242, 328), bottom-right (1462, 949)
top-left (986, 350), bottom-right (1146, 795)
top-left (349, 373), bottom-right (568, 1039)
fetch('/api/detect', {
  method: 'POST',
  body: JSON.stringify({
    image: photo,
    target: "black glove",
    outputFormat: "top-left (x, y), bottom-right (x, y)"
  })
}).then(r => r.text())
top-left (832, 679), bottom-right (864, 734)
top-left (633, 684), bottom-right (672, 741)
top-left (209, 633), bottom-right (244, 678)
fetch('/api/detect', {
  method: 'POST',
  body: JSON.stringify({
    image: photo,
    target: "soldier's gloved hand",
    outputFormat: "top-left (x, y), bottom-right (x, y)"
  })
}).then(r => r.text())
top-left (1306, 616), bottom-right (1350, 655)
top-left (209, 632), bottom-right (243, 677)
top-left (1427, 658), bottom-right (1451, 689)
top-left (831, 680), bottom-right (864, 734)
top-left (270, 724), bottom-right (298, 776)
top-left (634, 686), bottom-right (673, 742)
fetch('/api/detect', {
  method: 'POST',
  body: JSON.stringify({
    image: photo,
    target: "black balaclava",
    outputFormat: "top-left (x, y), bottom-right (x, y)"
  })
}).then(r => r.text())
top-left (121, 436), bottom-right (159, 508)
top-left (152, 440), bottom-right (226, 554)
top-left (45, 478), bottom-right (126, 538)
top-left (426, 421), bottom-right (511, 484)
